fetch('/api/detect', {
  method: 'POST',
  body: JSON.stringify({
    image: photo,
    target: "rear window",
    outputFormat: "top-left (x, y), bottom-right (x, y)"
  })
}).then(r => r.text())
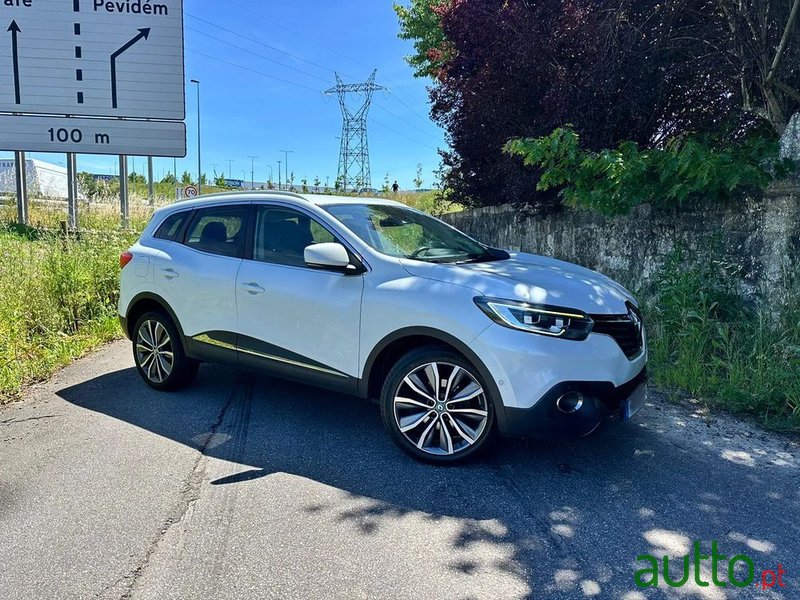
top-left (183, 205), bottom-right (249, 258)
top-left (154, 211), bottom-right (189, 241)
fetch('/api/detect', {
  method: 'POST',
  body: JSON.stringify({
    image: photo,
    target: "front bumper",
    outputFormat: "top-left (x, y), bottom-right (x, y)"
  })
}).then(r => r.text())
top-left (470, 321), bottom-right (648, 437)
top-left (500, 368), bottom-right (648, 437)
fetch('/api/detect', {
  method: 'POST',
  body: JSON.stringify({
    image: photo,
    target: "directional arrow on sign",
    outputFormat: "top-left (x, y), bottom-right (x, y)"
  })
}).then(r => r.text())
top-left (7, 20), bottom-right (21, 104)
top-left (110, 28), bottom-right (150, 109)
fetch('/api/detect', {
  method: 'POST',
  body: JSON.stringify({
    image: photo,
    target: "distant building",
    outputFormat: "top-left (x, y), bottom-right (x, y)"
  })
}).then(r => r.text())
top-left (0, 158), bottom-right (70, 198)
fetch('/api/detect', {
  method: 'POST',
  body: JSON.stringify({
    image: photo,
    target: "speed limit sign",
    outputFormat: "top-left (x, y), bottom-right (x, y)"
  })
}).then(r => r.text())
top-left (183, 185), bottom-right (199, 198)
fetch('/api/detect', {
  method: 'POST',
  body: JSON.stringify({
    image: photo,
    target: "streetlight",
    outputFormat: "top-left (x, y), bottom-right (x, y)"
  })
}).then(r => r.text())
top-left (190, 79), bottom-right (201, 194)
top-left (248, 155), bottom-right (258, 190)
top-left (226, 159), bottom-right (234, 178)
top-left (280, 149), bottom-right (294, 188)
top-left (277, 160), bottom-right (282, 189)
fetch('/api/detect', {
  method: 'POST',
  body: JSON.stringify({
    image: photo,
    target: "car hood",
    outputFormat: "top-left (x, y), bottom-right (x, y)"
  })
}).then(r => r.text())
top-left (400, 252), bottom-right (635, 315)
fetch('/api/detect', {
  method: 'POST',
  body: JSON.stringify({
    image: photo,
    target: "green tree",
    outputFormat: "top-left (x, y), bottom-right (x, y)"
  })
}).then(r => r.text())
top-left (214, 175), bottom-right (228, 188)
top-left (382, 173), bottom-right (391, 194)
top-left (161, 172), bottom-right (177, 185)
top-left (301, 177), bottom-right (308, 193)
top-left (413, 164), bottom-right (424, 190)
top-left (394, 0), bottom-right (452, 78)
top-left (181, 171), bottom-right (192, 185)
top-left (313, 175), bottom-right (321, 192)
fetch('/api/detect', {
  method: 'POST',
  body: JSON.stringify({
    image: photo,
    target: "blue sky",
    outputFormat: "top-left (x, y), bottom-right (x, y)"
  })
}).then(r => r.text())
top-left (5, 0), bottom-right (445, 190)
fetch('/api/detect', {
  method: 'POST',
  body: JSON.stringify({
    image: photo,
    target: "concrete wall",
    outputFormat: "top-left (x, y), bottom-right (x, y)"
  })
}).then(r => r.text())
top-left (441, 183), bottom-right (800, 303)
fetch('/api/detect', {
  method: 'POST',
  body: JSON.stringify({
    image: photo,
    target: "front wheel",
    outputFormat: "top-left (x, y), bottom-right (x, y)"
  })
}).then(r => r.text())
top-left (132, 311), bottom-right (197, 391)
top-left (380, 347), bottom-right (495, 464)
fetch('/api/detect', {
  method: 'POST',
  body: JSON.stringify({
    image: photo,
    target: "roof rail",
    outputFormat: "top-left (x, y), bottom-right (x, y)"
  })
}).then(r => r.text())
top-left (197, 189), bottom-right (308, 201)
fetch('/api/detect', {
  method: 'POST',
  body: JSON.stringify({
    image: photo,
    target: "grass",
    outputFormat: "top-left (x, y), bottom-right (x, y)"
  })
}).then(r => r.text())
top-left (0, 201), bottom-right (141, 401)
top-left (641, 249), bottom-right (800, 433)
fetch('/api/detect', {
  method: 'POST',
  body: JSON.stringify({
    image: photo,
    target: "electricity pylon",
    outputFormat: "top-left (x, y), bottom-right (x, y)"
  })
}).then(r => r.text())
top-left (325, 70), bottom-right (384, 192)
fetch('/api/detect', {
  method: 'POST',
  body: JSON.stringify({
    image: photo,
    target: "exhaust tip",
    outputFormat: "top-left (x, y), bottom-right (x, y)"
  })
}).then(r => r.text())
top-left (556, 392), bottom-right (584, 414)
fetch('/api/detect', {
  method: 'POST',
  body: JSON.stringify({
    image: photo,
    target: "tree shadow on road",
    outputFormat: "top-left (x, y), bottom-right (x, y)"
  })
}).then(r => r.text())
top-left (57, 364), bottom-right (799, 599)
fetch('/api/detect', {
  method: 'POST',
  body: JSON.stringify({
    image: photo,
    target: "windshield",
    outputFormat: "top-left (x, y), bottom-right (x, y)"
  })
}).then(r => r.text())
top-left (325, 203), bottom-right (501, 263)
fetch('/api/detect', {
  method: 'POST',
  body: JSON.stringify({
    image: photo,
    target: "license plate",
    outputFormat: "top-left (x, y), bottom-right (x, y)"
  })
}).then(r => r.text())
top-left (623, 382), bottom-right (648, 421)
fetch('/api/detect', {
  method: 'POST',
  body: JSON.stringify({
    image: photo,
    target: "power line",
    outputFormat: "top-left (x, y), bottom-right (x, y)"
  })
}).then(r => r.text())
top-left (186, 13), bottom-right (345, 78)
top-left (373, 103), bottom-right (441, 142)
top-left (371, 117), bottom-right (439, 151)
top-left (386, 89), bottom-right (435, 125)
top-left (185, 48), bottom-right (321, 93)
top-left (222, 0), bottom-right (373, 72)
top-left (185, 25), bottom-right (330, 84)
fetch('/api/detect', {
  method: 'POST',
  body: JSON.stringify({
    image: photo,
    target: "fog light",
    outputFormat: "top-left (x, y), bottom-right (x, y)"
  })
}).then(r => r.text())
top-left (556, 392), bottom-right (584, 414)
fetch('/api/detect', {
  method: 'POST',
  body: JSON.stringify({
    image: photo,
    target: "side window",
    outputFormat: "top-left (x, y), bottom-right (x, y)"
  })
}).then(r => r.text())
top-left (183, 205), bottom-right (249, 258)
top-left (154, 211), bottom-right (189, 241)
top-left (253, 206), bottom-right (338, 267)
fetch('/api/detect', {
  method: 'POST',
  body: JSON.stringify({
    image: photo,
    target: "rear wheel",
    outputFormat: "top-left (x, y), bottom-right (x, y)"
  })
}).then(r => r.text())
top-left (380, 346), bottom-right (495, 464)
top-left (132, 311), bottom-right (197, 391)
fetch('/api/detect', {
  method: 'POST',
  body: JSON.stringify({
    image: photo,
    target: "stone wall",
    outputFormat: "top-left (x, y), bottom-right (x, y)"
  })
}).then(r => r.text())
top-left (441, 183), bottom-right (800, 303)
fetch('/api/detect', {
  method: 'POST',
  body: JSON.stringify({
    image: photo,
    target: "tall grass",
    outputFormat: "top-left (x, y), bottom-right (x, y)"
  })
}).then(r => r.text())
top-left (0, 202), bottom-right (140, 400)
top-left (643, 249), bottom-right (800, 432)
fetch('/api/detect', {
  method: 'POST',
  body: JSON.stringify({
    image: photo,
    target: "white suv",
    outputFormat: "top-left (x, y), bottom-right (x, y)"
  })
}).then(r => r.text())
top-left (119, 192), bottom-right (647, 463)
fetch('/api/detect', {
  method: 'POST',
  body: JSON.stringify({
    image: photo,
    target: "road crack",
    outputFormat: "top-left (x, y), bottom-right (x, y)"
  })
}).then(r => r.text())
top-left (98, 384), bottom-right (241, 600)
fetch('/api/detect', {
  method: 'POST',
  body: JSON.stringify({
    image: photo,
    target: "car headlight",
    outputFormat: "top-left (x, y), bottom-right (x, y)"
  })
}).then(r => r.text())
top-left (474, 297), bottom-right (593, 340)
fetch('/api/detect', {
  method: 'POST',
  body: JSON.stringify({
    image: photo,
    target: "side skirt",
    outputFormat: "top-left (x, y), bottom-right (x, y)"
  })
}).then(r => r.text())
top-left (186, 331), bottom-right (359, 396)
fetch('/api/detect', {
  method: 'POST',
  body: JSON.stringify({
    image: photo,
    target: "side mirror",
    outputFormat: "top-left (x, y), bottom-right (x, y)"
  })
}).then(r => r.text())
top-left (304, 242), bottom-right (354, 272)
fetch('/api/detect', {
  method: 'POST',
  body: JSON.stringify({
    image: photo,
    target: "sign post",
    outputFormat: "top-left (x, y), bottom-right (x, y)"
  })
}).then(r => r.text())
top-left (119, 155), bottom-right (129, 229)
top-left (147, 157), bottom-right (155, 205)
top-left (14, 150), bottom-right (27, 225)
top-left (66, 153), bottom-right (77, 230)
top-left (0, 0), bottom-right (186, 226)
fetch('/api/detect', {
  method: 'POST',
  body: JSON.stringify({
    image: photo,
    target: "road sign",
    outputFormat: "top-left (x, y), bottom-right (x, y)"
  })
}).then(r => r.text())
top-left (0, 0), bottom-right (185, 120)
top-left (183, 184), bottom-right (197, 198)
top-left (224, 178), bottom-right (243, 188)
top-left (0, 114), bottom-right (186, 156)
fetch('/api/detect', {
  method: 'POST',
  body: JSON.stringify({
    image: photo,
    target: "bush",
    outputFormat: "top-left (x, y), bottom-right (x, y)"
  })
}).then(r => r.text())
top-left (643, 249), bottom-right (800, 431)
top-left (505, 127), bottom-right (796, 215)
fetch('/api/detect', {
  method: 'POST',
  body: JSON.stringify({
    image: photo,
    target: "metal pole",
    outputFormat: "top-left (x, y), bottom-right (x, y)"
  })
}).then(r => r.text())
top-left (14, 150), bottom-right (28, 226)
top-left (277, 161), bottom-right (282, 190)
top-left (280, 150), bottom-right (294, 187)
top-left (147, 156), bottom-right (154, 205)
top-left (66, 152), bottom-right (77, 230)
top-left (248, 155), bottom-right (257, 190)
top-left (191, 79), bottom-right (201, 194)
top-left (119, 155), bottom-right (129, 229)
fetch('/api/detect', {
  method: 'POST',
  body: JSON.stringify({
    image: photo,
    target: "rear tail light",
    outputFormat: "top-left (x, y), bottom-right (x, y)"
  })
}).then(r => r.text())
top-left (120, 252), bottom-right (134, 269)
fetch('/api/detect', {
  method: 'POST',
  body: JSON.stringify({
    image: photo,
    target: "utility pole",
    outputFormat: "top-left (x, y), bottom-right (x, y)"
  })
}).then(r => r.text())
top-left (277, 160), bottom-right (282, 190)
top-left (325, 70), bottom-right (384, 191)
top-left (227, 159), bottom-right (234, 178)
top-left (280, 150), bottom-right (294, 188)
top-left (248, 155), bottom-right (258, 190)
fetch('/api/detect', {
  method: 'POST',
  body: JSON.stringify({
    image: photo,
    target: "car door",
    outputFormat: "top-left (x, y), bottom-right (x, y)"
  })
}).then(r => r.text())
top-left (154, 203), bottom-right (249, 358)
top-left (235, 204), bottom-right (364, 392)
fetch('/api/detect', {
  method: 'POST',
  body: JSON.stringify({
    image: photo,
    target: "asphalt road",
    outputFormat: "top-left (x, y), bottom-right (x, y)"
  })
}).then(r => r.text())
top-left (1, 340), bottom-right (798, 600)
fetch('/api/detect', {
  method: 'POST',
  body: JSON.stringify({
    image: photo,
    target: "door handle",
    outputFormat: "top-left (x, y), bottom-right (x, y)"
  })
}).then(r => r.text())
top-left (160, 268), bottom-right (179, 280)
top-left (240, 282), bottom-right (266, 295)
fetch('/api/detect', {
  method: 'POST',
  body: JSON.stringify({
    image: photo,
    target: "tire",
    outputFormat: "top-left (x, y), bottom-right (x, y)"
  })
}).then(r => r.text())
top-left (132, 311), bottom-right (198, 391)
top-left (380, 346), bottom-right (496, 464)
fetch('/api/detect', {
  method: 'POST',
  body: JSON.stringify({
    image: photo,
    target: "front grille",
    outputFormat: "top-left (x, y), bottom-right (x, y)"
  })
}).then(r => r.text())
top-left (590, 310), bottom-right (644, 360)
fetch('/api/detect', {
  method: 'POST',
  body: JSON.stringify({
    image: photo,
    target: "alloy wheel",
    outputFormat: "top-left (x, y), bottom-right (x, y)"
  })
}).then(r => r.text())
top-left (135, 320), bottom-right (174, 384)
top-left (393, 362), bottom-right (489, 456)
